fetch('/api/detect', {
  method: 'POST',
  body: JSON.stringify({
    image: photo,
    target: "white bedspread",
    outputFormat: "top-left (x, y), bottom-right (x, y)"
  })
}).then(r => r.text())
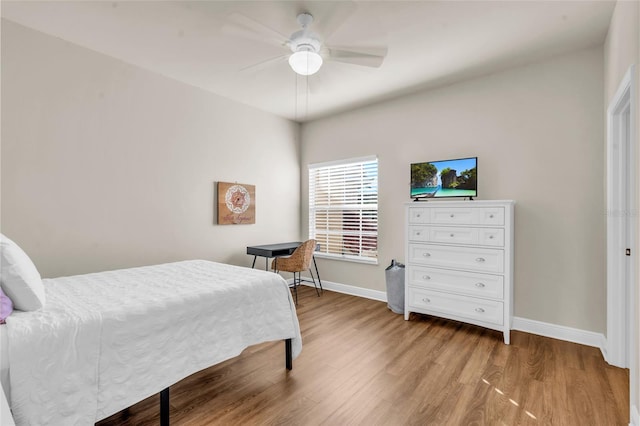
top-left (5, 260), bottom-right (301, 425)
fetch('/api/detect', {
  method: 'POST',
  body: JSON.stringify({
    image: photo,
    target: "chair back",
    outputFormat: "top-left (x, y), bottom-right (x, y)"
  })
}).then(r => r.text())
top-left (296, 239), bottom-right (317, 271)
top-left (272, 239), bottom-right (317, 273)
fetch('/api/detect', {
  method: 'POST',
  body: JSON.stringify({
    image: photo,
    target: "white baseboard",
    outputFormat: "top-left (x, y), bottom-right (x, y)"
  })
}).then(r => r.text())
top-left (294, 277), bottom-right (387, 302)
top-left (631, 404), bottom-right (639, 426)
top-left (294, 278), bottom-right (607, 350)
top-left (512, 317), bottom-right (605, 349)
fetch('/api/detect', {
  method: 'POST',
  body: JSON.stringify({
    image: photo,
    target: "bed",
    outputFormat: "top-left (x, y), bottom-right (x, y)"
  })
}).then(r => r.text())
top-left (0, 258), bottom-right (302, 425)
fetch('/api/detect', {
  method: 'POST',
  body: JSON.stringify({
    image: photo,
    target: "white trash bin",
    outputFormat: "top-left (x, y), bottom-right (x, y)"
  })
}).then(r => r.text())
top-left (385, 259), bottom-right (405, 314)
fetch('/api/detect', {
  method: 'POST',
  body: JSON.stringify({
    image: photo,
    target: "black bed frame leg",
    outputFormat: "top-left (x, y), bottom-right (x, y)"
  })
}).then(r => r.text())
top-left (160, 387), bottom-right (170, 426)
top-left (285, 338), bottom-right (292, 370)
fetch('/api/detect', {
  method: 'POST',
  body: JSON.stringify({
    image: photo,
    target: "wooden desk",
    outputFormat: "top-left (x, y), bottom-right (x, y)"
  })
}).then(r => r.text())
top-left (246, 242), bottom-right (322, 289)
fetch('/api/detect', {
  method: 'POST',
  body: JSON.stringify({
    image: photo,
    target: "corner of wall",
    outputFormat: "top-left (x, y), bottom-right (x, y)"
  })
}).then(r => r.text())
top-left (600, 333), bottom-right (610, 364)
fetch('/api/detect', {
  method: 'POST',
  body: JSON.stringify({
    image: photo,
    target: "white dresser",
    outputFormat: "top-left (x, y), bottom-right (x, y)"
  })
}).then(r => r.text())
top-left (404, 200), bottom-right (515, 344)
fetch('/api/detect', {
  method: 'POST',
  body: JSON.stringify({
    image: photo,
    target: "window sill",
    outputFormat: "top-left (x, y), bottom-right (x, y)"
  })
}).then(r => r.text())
top-left (313, 253), bottom-right (378, 265)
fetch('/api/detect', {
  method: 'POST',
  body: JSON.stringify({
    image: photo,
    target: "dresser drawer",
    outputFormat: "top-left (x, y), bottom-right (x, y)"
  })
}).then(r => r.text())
top-left (410, 226), bottom-right (504, 247)
top-left (424, 206), bottom-right (505, 226)
top-left (408, 226), bottom-right (430, 242)
top-left (477, 207), bottom-right (505, 226)
top-left (409, 208), bottom-right (430, 224)
top-left (478, 228), bottom-right (504, 247)
top-left (428, 226), bottom-right (477, 245)
top-left (430, 207), bottom-right (475, 225)
top-left (408, 266), bottom-right (504, 299)
top-left (408, 244), bottom-right (504, 273)
top-left (408, 288), bottom-right (504, 325)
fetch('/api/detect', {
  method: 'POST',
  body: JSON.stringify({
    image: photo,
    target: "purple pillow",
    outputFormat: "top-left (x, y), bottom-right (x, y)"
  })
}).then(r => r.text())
top-left (0, 288), bottom-right (14, 324)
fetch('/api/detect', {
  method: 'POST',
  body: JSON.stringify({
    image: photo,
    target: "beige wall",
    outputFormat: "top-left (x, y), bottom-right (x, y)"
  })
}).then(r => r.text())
top-left (302, 47), bottom-right (605, 333)
top-left (604, 0), bottom-right (640, 421)
top-left (1, 20), bottom-right (301, 278)
top-left (604, 0), bottom-right (639, 104)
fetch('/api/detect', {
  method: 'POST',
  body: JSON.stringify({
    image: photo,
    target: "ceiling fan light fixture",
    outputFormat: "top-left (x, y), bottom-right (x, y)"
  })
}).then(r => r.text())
top-left (289, 50), bottom-right (323, 76)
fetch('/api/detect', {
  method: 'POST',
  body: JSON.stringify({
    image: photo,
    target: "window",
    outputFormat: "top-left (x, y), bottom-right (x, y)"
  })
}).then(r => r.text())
top-left (309, 156), bottom-right (378, 264)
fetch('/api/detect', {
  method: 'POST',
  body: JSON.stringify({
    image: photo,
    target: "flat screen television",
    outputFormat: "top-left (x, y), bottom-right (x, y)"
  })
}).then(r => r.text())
top-left (410, 157), bottom-right (477, 200)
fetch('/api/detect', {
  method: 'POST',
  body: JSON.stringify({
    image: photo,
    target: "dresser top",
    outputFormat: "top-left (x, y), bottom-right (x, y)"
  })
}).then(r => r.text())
top-left (405, 199), bottom-right (515, 207)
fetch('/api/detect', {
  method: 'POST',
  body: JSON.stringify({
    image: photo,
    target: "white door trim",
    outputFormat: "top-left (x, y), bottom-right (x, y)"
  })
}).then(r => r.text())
top-left (606, 65), bottom-right (636, 367)
top-left (606, 64), bottom-right (637, 426)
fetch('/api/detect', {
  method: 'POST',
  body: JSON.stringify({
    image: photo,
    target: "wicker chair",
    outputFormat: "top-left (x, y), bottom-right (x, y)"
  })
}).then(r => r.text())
top-left (272, 239), bottom-right (321, 305)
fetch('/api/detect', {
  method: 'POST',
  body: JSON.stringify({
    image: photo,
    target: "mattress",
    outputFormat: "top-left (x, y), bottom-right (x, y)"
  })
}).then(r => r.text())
top-left (4, 260), bottom-right (301, 425)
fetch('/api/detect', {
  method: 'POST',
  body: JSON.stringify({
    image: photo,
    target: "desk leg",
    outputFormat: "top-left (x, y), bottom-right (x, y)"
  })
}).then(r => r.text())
top-left (265, 257), bottom-right (269, 271)
top-left (313, 255), bottom-right (323, 293)
top-left (251, 255), bottom-right (257, 269)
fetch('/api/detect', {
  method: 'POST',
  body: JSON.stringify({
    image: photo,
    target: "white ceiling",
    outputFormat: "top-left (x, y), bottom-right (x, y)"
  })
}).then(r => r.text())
top-left (2, 1), bottom-right (615, 122)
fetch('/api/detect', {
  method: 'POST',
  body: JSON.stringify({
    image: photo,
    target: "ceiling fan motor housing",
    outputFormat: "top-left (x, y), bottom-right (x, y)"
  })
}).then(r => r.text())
top-left (287, 13), bottom-right (324, 75)
top-left (289, 29), bottom-right (322, 54)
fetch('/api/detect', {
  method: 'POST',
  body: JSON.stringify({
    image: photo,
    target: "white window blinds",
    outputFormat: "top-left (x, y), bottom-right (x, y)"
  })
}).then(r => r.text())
top-left (309, 156), bottom-right (378, 264)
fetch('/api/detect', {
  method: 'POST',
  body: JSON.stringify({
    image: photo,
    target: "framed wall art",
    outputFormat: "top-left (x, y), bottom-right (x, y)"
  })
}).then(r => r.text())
top-left (217, 182), bottom-right (255, 225)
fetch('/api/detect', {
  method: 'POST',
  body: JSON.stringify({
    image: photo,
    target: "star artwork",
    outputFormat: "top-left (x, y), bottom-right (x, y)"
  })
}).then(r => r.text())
top-left (229, 189), bottom-right (246, 211)
top-left (217, 182), bottom-right (256, 225)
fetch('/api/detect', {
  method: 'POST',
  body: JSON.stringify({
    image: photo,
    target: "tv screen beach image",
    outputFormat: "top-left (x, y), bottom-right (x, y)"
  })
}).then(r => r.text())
top-left (411, 157), bottom-right (477, 199)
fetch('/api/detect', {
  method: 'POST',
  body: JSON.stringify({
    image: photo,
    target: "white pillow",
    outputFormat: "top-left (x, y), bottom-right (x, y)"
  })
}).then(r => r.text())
top-left (0, 234), bottom-right (45, 311)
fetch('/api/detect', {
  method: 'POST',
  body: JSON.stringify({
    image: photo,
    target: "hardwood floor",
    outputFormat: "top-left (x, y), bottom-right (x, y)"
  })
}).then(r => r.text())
top-left (98, 287), bottom-right (629, 425)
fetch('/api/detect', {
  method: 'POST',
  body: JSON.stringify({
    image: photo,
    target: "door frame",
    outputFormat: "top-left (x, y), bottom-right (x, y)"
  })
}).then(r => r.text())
top-left (606, 64), bottom-right (637, 422)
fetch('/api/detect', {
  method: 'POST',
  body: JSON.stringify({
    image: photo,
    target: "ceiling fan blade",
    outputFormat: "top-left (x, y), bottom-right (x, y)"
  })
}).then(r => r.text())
top-left (304, 1), bottom-right (358, 41)
top-left (222, 12), bottom-right (289, 48)
top-left (239, 53), bottom-right (289, 73)
top-left (327, 46), bottom-right (388, 68)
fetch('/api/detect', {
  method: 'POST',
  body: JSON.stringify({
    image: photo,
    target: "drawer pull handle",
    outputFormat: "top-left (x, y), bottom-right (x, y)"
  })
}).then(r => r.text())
top-left (422, 275), bottom-right (431, 280)
top-left (475, 282), bottom-right (485, 288)
top-left (475, 308), bottom-right (485, 313)
top-left (475, 257), bottom-right (486, 263)
top-left (416, 231), bottom-right (421, 236)
top-left (422, 298), bottom-right (431, 303)
top-left (423, 253), bottom-right (431, 257)
top-left (489, 235), bottom-right (494, 239)
top-left (489, 214), bottom-right (494, 218)
top-left (450, 214), bottom-right (455, 218)
top-left (416, 214), bottom-right (421, 218)
top-left (450, 233), bottom-right (455, 237)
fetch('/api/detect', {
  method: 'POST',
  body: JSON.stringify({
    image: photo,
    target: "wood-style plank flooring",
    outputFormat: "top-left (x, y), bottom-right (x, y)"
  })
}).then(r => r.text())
top-left (98, 287), bottom-right (629, 425)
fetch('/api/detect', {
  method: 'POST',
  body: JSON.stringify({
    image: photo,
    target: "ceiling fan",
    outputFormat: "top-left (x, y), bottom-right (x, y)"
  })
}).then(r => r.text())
top-left (225, 11), bottom-right (388, 77)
